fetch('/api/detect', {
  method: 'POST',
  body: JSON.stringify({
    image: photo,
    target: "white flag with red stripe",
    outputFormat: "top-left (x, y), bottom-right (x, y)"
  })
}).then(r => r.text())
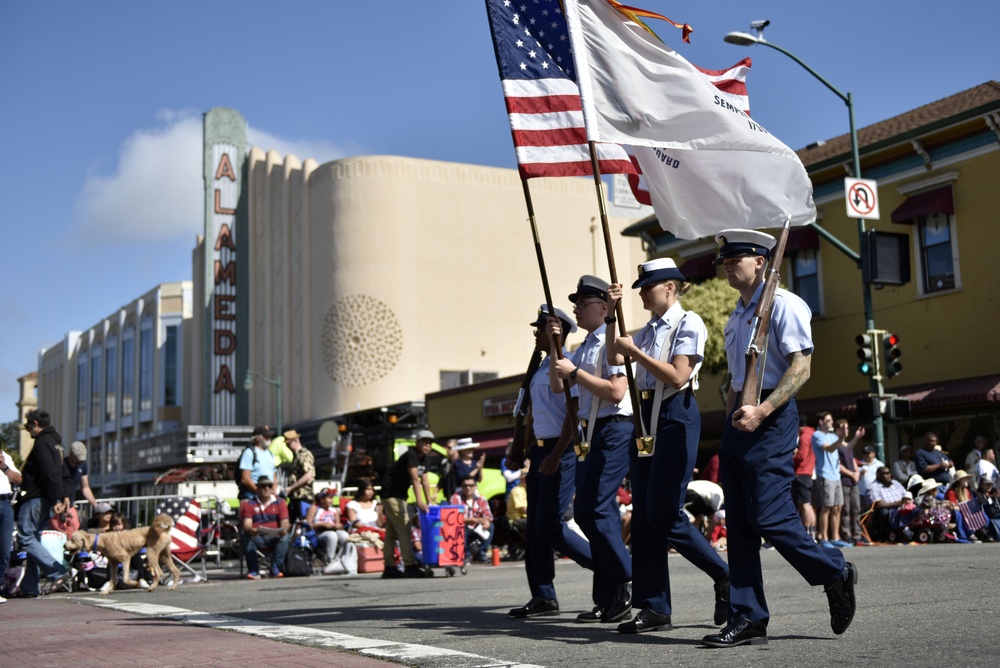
top-left (565, 0), bottom-right (815, 239)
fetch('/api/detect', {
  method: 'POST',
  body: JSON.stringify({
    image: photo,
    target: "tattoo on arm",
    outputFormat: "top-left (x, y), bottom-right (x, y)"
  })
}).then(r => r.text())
top-left (766, 351), bottom-right (811, 410)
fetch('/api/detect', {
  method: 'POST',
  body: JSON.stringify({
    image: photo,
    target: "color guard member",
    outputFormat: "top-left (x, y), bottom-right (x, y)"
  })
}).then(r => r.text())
top-left (607, 259), bottom-right (730, 633)
top-left (702, 230), bottom-right (857, 648)
top-left (508, 305), bottom-right (594, 618)
top-left (549, 276), bottom-right (633, 624)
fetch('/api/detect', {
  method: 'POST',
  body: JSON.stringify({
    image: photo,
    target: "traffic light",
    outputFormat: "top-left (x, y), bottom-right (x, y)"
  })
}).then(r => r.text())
top-left (856, 332), bottom-right (876, 376)
top-left (883, 333), bottom-right (902, 378)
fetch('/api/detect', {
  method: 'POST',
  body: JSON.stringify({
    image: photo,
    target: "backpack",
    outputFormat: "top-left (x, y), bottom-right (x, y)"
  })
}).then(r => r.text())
top-left (284, 545), bottom-right (313, 577)
top-left (235, 445), bottom-right (258, 495)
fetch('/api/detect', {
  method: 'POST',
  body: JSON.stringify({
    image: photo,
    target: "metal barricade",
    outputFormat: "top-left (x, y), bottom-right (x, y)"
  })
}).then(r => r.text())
top-left (74, 494), bottom-right (225, 574)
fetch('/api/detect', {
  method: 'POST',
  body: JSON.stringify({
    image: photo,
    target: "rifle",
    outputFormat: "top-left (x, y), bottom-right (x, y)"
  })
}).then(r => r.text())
top-left (507, 349), bottom-right (544, 469)
top-left (739, 219), bottom-right (792, 408)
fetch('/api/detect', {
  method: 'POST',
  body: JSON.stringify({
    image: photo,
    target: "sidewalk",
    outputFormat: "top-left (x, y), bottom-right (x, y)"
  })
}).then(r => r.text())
top-left (1, 597), bottom-right (397, 668)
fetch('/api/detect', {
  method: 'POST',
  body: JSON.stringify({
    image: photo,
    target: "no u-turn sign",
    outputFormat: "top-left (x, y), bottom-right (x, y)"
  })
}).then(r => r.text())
top-left (844, 178), bottom-right (880, 219)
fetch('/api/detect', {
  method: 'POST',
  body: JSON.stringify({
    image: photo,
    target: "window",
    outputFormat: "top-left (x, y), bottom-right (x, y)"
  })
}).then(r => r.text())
top-left (90, 349), bottom-right (101, 428)
top-left (139, 323), bottom-right (153, 413)
top-left (121, 330), bottom-right (134, 417)
top-left (105, 338), bottom-right (117, 422)
top-left (789, 250), bottom-right (821, 316)
top-left (918, 212), bottom-right (956, 292)
top-left (439, 370), bottom-right (499, 390)
top-left (76, 359), bottom-right (87, 431)
top-left (164, 325), bottom-right (178, 407)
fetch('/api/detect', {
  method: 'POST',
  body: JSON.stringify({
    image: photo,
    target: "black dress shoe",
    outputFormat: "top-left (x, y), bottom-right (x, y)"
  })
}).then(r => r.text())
top-left (576, 605), bottom-right (605, 623)
top-left (10, 590), bottom-right (39, 599)
top-left (617, 608), bottom-right (672, 634)
top-left (601, 581), bottom-right (632, 623)
top-left (826, 562), bottom-right (858, 635)
top-left (702, 618), bottom-right (768, 647)
top-left (509, 597), bottom-right (559, 618)
top-left (713, 575), bottom-right (730, 626)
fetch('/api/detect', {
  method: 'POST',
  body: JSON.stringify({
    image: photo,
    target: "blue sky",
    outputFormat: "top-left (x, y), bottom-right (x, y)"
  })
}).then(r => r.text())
top-left (1, 1), bottom-right (997, 421)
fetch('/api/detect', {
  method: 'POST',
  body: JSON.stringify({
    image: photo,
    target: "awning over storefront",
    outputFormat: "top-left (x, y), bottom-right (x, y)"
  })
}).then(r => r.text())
top-left (786, 226), bottom-right (820, 252)
top-left (679, 254), bottom-right (718, 282)
top-left (891, 185), bottom-right (954, 223)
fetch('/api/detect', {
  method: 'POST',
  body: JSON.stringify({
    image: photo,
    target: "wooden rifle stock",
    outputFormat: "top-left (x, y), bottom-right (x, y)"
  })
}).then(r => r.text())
top-left (739, 220), bottom-right (792, 408)
top-left (509, 349), bottom-right (544, 466)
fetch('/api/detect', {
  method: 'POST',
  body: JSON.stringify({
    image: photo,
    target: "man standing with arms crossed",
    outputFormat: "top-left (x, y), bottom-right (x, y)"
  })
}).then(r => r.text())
top-left (702, 230), bottom-right (857, 648)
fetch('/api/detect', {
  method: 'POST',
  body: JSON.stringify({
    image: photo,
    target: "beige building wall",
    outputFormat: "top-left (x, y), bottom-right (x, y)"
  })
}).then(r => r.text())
top-left (15, 372), bottom-right (39, 460)
top-left (241, 152), bottom-right (647, 424)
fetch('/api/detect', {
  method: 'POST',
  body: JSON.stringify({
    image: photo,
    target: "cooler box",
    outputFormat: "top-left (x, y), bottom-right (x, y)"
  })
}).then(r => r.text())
top-left (357, 544), bottom-right (384, 573)
top-left (419, 505), bottom-right (465, 567)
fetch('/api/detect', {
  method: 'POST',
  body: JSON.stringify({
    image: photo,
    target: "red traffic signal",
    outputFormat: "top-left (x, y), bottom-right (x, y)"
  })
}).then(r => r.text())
top-left (883, 333), bottom-right (902, 378)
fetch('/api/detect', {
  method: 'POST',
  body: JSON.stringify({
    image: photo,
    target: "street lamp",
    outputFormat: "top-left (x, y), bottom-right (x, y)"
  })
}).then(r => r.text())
top-left (244, 369), bottom-right (282, 435)
top-left (724, 22), bottom-right (888, 462)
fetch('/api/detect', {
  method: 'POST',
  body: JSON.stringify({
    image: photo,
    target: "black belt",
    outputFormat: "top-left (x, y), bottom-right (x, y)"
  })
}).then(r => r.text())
top-left (594, 415), bottom-right (632, 429)
top-left (0, 493), bottom-right (13, 501)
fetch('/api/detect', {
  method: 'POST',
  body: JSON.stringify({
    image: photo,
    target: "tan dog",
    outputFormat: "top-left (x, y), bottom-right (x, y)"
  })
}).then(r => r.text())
top-left (66, 513), bottom-right (181, 594)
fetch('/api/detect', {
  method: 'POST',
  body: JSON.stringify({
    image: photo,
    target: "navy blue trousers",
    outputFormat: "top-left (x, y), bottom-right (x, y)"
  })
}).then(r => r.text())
top-left (574, 420), bottom-right (633, 607)
top-left (631, 392), bottom-right (729, 615)
top-left (524, 439), bottom-right (594, 600)
top-left (719, 398), bottom-right (845, 624)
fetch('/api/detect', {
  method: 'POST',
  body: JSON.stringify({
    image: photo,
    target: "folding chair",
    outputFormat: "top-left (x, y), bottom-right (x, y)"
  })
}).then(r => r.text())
top-left (157, 497), bottom-right (211, 583)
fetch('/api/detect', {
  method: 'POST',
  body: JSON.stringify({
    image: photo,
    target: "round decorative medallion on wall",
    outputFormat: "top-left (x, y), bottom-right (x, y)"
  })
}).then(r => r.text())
top-left (321, 295), bottom-right (403, 387)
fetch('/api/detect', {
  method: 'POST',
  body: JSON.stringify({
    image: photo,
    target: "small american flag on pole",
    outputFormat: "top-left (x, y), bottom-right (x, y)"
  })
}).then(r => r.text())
top-left (485, 0), bottom-right (635, 179)
top-left (156, 497), bottom-right (203, 556)
top-left (957, 498), bottom-right (988, 533)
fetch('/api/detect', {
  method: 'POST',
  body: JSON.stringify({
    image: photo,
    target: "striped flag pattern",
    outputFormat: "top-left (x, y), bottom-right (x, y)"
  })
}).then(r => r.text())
top-left (957, 498), bottom-right (988, 532)
top-left (485, 0), bottom-right (635, 178)
top-left (157, 497), bottom-right (203, 556)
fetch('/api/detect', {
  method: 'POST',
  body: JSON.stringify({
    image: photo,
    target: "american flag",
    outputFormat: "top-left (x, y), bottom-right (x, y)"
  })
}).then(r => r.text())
top-left (156, 497), bottom-right (203, 556)
top-left (485, 0), bottom-right (635, 178)
top-left (626, 59), bottom-right (752, 206)
top-left (957, 498), bottom-right (988, 533)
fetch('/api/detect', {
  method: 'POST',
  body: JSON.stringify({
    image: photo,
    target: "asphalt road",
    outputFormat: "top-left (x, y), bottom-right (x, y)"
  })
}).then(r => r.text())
top-left (69, 543), bottom-right (998, 667)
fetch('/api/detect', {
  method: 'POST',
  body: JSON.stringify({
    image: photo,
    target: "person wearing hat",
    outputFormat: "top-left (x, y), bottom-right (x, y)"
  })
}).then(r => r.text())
top-left (61, 440), bottom-right (98, 512)
top-left (703, 230), bottom-right (856, 648)
top-left (237, 426), bottom-right (278, 500)
top-left (975, 476), bottom-right (1000, 541)
top-left (240, 475), bottom-right (291, 579)
top-left (606, 260), bottom-right (730, 633)
top-left (857, 445), bottom-right (884, 501)
top-left (548, 275), bottom-right (633, 625)
top-left (379, 430), bottom-right (435, 578)
top-left (282, 430), bottom-right (315, 523)
top-left (508, 305), bottom-right (594, 620)
top-left (305, 488), bottom-right (352, 574)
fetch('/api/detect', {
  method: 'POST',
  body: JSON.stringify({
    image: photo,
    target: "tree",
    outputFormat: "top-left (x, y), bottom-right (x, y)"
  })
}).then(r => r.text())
top-left (0, 420), bottom-right (22, 467)
top-left (682, 277), bottom-right (738, 375)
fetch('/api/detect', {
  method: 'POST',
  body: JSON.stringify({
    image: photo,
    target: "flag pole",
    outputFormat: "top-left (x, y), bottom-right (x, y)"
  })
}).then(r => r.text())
top-left (518, 179), bottom-right (581, 455)
top-left (586, 141), bottom-right (644, 439)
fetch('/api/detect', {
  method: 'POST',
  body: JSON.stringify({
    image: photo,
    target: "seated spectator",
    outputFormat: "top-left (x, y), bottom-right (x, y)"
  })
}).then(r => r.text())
top-left (974, 448), bottom-right (999, 487)
top-left (305, 488), bottom-right (350, 575)
top-left (617, 484), bottom-right (633, 547)
top-left (345, 480), bottom-right (385, 534)
top-left (109, 512), bottom-right (129, 532)
top-left (498, 466), bottom-right (527, 559)
top-left (892, 445), bottom-right (918, 486)
top-left (452, 439), bottom-right (485, 484)
top-left (685, 479), bottom-right (725, 537)
top-left (914, 431), bottom-right (953, 486)
top-left (85, 502), bottom-right (115, 531)
top-left (450, 475), bottom-right (494, 563)
top-left (409, 512), bottom-right (423, 557)
top-left (709, 510), bottom-right (727, 551)
top-left (977, 476), bottom-right (1000, 541)
top-left (865, 467), bottom-right (906, 541)
top-left (240, 476), bottom-right (291, 580)
top-left (944, 470), bottom-right (974, 505)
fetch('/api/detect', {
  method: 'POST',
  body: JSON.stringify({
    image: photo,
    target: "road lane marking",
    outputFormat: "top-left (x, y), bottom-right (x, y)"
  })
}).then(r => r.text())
top-left (77, 598), bottom-right (543, 668)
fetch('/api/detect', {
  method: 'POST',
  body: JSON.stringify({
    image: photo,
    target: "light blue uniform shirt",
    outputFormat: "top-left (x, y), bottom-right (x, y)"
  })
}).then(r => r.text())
top-left (724, 284), bottom-right (813, 393)
top-left (573, 324), bottom-right (631, 420)
top-left (635, 302), bottom-right (706, 391)
top-left (530, 352), bottom-right (578, 440)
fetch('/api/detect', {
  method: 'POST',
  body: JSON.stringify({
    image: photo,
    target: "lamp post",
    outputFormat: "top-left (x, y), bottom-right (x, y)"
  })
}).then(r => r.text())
top-left (244, 369), bottom-right (282, 436)
top-left (724, 23), bottom-right (887, 462)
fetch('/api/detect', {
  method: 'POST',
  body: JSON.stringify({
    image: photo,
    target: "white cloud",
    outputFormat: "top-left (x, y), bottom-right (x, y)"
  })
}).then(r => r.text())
top-left (74, 110), bottom-right (351, 245)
